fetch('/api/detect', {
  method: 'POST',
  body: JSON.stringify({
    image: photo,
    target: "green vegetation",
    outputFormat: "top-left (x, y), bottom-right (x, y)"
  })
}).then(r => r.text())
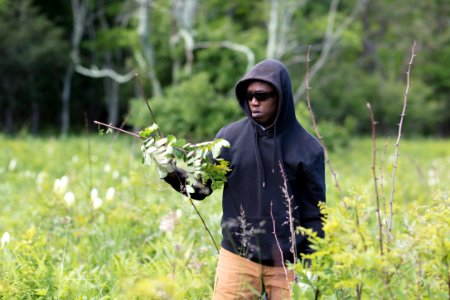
top-left (1, 135), bottom-right (448, 298)
top-left (1, 0), bottom-right (449, 137)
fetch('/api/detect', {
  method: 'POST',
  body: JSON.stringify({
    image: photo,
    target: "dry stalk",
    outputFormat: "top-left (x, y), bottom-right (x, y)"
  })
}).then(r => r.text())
top-left (134, 73), bottom-right (162, 137)
top-left (270, 201), bottom-right (291, 295)
top-left (305, 46), bottom-right (345, 206)
top-left (279, 161), bottom-right (297, 266)
top-left (388, 41), bottom-right (417, 243)
top-left (380, 137), bottom-right (390, 241)
top-left (188, 197), bottom-right (219, 253)
top-left (367, 102), bottom-right (384, 255)
top-left (94, 120), bottom-right (140, 138)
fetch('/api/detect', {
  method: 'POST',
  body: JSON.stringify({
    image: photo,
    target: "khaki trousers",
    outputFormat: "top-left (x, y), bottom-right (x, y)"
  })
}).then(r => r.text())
top-left (212, 248), bottom-right (294, 300)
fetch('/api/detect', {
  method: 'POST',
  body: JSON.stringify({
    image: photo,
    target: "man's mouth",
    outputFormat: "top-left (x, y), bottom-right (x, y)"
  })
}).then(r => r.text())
top-left (251, 110), bottom-right (262, 117)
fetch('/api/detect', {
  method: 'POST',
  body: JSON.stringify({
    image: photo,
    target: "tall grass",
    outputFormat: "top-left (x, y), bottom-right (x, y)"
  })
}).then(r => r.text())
top-left (0, 134), bottom-right (448, 298)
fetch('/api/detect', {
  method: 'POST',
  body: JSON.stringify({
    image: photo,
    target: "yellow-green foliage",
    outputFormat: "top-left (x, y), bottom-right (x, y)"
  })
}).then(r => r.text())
top-left (293, 139), bottom-right (449, 299)
top-left (0, 135), bottom-right (448, 299)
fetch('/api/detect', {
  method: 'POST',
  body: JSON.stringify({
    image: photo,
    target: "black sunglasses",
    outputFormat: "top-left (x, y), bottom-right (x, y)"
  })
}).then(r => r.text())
top-left (245, 91), bottom-right (276, 101)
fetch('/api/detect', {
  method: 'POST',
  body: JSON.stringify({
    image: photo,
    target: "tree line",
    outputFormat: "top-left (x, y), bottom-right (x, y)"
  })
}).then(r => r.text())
top-left (0, 0), bottom-right (448, 140)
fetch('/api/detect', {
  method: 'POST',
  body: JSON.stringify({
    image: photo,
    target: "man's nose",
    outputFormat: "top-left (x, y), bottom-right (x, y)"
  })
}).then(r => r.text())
top-left (250, 98), bottom-right (259, 105)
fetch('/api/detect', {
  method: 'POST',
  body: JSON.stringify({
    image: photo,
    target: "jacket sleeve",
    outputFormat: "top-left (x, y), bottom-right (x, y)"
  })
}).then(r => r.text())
top-left (163, 167), bottom-right (213, 200)
top-left (301, 150), bottom-right (326, 253)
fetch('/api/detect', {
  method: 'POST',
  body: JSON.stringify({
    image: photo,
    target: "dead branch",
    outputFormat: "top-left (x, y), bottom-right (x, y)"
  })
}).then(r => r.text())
top-left (74, 65), bottom-right (134, 83)
top-left (270, 201), bottom-right (291, 294)
top-left (279, 162), bottom-right (297, 266)
top-left (94, 120), bottom-right (140, 138)
top-left (305, 46), bottom-right (345, 206)
top-left (367, 102), bottom-right (384, 255)
top-left (380, 137), bottom-right (390, 242)
top-left (388, 41), bottom-right (417, 243)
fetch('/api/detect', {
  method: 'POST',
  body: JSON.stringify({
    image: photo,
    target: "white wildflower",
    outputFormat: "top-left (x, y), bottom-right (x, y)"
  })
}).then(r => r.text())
top-left (159, 210), bottom-right (181, 233)
top-left (427, 169), bottom-right (438, 186)
top-left (8, 159), bottom-right (17, 171)
top-left (112, 170), bottom-right (120, 180)
top-left (92, 197), bottom-right (103, 210)
top-left (53, 176), bottom-right (69, 194)
top-left (90, 188), bottom-right (99, 200)
top-left (103, 163), bottom-right (111, 173)
top-left (64, 192), bottom-right (75, 207)
top-left (106, 187), bottom-right (115, 201)
top-left (1, 232), bottom-right (11, 247)
top-left (53, 179), bottom-right (60, 192)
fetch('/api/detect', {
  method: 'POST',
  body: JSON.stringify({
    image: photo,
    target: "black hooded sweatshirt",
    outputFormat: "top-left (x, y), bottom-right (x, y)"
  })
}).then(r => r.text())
top-left (165, 59), bottom-right (325, 267)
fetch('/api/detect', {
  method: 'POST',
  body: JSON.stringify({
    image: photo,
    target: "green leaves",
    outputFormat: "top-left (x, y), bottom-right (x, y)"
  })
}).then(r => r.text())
top-left (139, 123), bottom-right (160, 139)
top-left (293, 196), bottom-right (450, 299)
top-left (139, 123), bottom-right (231, 193)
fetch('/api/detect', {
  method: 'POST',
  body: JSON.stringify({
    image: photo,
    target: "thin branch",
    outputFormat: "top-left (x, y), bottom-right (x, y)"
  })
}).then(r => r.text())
top-left (134, 73), bottom-right (219, 253)
top-left (94, 120), bottom-right (141, 138)
top-left (74, 64), bottom-right (135, 83)
top-left (305, 46), bottom-right (345, 206)
top-left (95, 121), bottom-right (219, 254)
top-left (388, 41), bottom-right (417, 243)
top-left (134, 74), bottom-right (163, 137)
top-left (380, 137), bottom-right (390, 242)
top-left (188, 197), bottom-right (219, 253)
top-left (270, 201), bottom-right (291, 295)
top-left (367, 102), bottom-right (384, 255)
top-left (279, 161), bottom-right (297, 266)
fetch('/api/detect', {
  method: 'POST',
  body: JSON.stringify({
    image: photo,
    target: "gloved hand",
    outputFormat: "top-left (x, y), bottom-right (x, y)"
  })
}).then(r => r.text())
top-left (143, 137), bottom-right (175, 178)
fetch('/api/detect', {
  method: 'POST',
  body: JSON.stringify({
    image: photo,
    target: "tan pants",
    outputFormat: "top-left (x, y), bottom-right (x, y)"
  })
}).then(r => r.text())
top-left (212, 248), bottom-right (294, 300)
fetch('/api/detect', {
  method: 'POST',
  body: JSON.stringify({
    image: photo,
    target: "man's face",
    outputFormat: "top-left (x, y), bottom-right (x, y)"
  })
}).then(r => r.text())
top-left (246, 81), bottom-right (278, 127)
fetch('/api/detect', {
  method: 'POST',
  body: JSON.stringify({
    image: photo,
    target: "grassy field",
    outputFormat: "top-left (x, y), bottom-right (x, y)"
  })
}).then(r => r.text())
top-left (0, 134), bottom-right (449, 299)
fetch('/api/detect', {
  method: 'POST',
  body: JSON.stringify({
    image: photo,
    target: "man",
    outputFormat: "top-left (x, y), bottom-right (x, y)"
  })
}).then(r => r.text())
top-left (158, 59), bottom-right (325, 299)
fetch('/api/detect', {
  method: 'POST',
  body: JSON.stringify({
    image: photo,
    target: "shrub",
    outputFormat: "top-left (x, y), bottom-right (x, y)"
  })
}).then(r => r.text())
top-left (129, 72), bottom-right (242, 142)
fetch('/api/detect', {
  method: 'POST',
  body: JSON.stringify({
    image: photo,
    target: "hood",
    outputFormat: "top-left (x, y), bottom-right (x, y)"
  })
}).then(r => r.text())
top-left (235, 59), bottom-right (297, 131)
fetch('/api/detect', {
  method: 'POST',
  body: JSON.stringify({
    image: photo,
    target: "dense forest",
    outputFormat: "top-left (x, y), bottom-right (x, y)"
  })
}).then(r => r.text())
top-left (1, 0), bottom-right (449, 140)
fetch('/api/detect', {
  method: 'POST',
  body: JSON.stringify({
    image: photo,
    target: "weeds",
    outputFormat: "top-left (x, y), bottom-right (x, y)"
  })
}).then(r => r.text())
top-left (0, 135), bottom-right (448, 298)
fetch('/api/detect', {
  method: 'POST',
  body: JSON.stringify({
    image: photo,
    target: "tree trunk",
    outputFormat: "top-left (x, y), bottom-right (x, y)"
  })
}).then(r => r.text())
top-left (136, 0), bottom-right (162, 97)
top-left (61, 63), bottom-right (74, 135)
top-left (266, 0), bottom-right (279, 59)
top-left (104, 78), bottom-right (120, 126)
top-left (61, 0), bottom-right (88, 135)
